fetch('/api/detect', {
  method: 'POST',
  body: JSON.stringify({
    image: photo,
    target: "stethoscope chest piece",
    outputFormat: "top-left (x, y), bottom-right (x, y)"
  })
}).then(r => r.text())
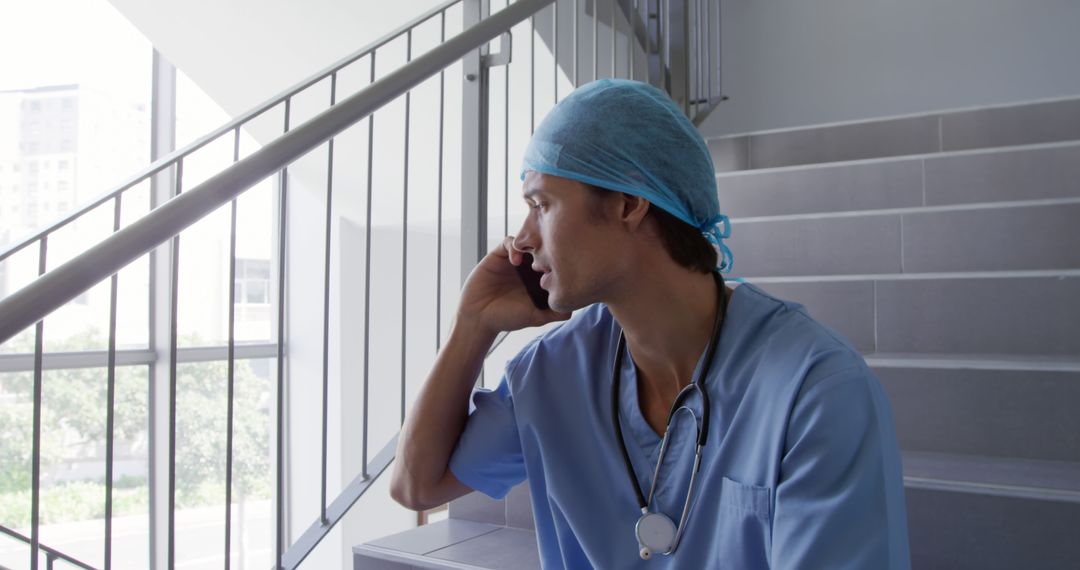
top-left (636, 512), bottom-right (677, 560)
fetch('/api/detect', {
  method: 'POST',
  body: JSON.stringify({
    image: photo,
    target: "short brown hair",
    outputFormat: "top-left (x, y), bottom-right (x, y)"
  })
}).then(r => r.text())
top-left (584, 185), bottom-right (717, 274)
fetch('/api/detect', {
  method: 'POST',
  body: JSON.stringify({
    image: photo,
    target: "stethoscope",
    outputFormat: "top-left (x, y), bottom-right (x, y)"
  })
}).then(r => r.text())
top-left (611, 271), bottom-right (727, 560)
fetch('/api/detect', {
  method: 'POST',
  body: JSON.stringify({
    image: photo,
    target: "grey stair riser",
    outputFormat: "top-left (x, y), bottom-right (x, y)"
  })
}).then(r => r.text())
top-left (728, 201), bottom-right (1080, 277)
top-left (727, 215), bottom-right (903, 277)
top-left (449, 488), bottom-right (506, 526)
top-left (925, 143), bottom-right (1080, 206)
top-left (878, 367), bottom-right (1080, 463)
top-left (747, 115), bottom-right (940, 171)
top-left (875, 277), bottom-right (1080, 356)
top-left (903, 203), bottom-right (1080, 272)
top-left (716, 142), bottom-right (1080, 217)
top-left (906, 488), bottom-right (1080, 570)
top-left (942, 98), bottom-right (1080, 152)
top-left (352, 556), bottom-right (418, 570)
top-left (718, 159), bottom-right (923, 218)
top-left (448, 482), bottom-right (533, 532)
top-left (753, 276), bottom-right (1080, 357)
top-left (708, 97), bottom-right (1080, 172)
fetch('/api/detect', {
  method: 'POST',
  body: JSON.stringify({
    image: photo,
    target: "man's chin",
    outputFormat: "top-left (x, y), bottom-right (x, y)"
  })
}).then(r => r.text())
top-left (547, 293), bottom-right (585, 314)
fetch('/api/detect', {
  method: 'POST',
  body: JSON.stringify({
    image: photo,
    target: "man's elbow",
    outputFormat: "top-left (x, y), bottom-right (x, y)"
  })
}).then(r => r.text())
top-left (390, 465), bottom-right (436, 512)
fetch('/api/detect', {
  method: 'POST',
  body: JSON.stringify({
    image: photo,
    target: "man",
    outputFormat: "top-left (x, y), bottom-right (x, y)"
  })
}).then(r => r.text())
top-left (391, 79), bottom-right (910, 569)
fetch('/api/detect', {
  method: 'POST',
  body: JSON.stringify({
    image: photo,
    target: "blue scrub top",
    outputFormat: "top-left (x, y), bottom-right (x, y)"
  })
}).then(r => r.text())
top-left (449, 283), bottom-right (911, 569)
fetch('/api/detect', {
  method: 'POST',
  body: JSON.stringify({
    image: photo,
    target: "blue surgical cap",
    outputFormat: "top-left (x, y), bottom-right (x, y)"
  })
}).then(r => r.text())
top-left (520, 79), bottom-right (733, 273)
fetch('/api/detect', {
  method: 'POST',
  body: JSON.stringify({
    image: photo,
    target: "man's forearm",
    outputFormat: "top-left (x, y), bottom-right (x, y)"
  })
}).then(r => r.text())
top-left (391, 317), bottom-right (496, 508)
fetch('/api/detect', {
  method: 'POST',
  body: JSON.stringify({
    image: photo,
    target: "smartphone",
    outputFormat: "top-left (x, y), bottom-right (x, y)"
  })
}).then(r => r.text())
top-left (514, 252), bottom-right (550, 310)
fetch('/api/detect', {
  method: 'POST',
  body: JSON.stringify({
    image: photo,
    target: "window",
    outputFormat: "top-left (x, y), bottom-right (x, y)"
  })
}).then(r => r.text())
top-left (234, 259), bottom-right (271, 305)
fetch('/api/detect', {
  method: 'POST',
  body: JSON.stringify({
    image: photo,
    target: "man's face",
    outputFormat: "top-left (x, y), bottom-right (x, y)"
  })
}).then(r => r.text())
top-left (513, 172), bottom-right (625, 313)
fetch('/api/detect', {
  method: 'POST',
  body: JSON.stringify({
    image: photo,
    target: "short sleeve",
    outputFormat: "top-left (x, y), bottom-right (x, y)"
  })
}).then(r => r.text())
top-left (448, 376), bottom-right (527, 500)
top-left (771, 365), bottom-right (911, 570)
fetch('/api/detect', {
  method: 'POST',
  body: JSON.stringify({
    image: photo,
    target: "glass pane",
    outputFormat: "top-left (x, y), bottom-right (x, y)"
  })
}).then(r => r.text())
top-left (0, 0), bottom-right (152, 353)
top-left (175, 71), bottom-right (275, 347)
top-left (174, 359), bottom-right (273, 570)
top-left (0, 366), bottom-right (150, 570)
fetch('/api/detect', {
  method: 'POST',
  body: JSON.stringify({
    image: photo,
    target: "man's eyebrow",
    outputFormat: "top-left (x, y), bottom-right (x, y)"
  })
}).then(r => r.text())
top-left (522, 187), bottom-right (546, 201)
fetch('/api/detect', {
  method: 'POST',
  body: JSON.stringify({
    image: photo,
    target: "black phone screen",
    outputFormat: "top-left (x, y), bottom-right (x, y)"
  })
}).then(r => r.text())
top-left (514, 253), bottom-right (550, 310)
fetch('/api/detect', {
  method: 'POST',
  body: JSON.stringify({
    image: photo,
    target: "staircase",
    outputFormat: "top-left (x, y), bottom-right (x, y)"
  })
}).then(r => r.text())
top-left (356, 97), bottom-right (1080, 568)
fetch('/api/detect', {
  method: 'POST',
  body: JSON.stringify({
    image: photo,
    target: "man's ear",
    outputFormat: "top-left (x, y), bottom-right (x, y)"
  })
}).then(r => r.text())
top-left (619, 193), bottom-right (651, 230)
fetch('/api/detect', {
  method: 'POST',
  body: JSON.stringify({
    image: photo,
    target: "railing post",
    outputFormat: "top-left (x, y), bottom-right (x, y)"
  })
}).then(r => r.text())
top-left (665, 0), bottom-right (690, 113)
top-left (461, 0), bottom-right (490, 285)
top-left (147, 49), bottom-right (176, 570)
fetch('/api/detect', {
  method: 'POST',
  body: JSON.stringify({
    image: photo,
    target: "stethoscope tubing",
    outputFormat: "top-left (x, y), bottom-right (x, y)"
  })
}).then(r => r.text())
top-left (610, 272), bottom-right (728, 548)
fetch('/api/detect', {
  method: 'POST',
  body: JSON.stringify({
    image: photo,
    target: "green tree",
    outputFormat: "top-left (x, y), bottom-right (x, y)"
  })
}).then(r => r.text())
top-left (0, 329), bottom-right (271, 527)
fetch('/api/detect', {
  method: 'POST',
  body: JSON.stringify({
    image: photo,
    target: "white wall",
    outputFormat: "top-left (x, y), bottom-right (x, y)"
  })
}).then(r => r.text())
top-left (699, 0), bottom-right (1080, 136)
top-left (106, 0), bottom-right (448, 127)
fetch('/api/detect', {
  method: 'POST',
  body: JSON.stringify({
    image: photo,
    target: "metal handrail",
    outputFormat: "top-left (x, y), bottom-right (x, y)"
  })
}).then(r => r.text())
top-left (0, 0), bottom-right (554, 345)
top-left (0, 524), bottom-right (96, 570)
top-left (0, 0), bottom-right (463, 266)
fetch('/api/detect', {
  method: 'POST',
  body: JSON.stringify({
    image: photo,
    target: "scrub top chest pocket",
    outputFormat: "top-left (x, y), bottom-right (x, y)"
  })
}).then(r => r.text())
top-left (716, 476), bottom-right (772, 569)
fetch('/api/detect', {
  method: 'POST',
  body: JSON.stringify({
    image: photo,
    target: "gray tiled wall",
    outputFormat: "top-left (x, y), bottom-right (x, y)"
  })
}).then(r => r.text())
top-left (941, 98), bottom-right (1080, 151)
top-left (877, 367), bottom-right (1080, 462)
top-left (923, 142), bottom-right (1080, 205)
top-left (747, 115), bottom-right (940, 170)
top-left (752, 277), bottom-right (1080, 358)
top-left (902, 203), bottom-right (1080, 272)
top-left (751, 280), bottom-right (876, 353)
top-left (874, 277), bottom-right (1080, 356)
top-left (906, 488), bottom-right (1080, 570)
top-left (717, 158), bottom-right (923, 217)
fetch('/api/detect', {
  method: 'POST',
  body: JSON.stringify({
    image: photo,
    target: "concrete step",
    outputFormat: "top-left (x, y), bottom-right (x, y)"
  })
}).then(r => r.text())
top-left (713, 141), bottom-right (1080, 279)
top-left (717, 140), bottom-right (1080, 220)
top-left (903, 452), bottom-right (1080, 503)
top-left (354, 519), bottom-right (540, 570)
top-left (706, 97), bottom-right (1080, 172)
top-left (752, 276), bottom-right (1080, 359)
top-left (907, 486), bottom-right (1080, 569)
top-left (357, 462), bottom-right (1080, 570)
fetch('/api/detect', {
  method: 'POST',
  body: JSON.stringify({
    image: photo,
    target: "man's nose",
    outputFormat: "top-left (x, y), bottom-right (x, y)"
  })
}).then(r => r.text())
top-left (512, 215), bottom-right (538, 253)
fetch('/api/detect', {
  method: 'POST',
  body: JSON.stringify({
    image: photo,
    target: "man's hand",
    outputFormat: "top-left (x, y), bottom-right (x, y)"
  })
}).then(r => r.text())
top-left (456, 236), bottom-right (570, 335)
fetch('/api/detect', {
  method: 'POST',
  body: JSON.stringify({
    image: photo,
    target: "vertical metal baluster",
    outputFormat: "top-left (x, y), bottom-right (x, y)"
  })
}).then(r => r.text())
top-left (530, 15), bottom-right (536, 134)
top-left (554, 0), bottom-right (559, 102)
top-left (504, 3), bottom-right (510, 239)
top-left (401, 31), bottom-right (412, 427)
top-left (706, 0), bottom-right (712, 102)
top-left (362, 53), bottom-right (377, 479)
top-left (320, 72), bottom-right (338, 524)
top-left (45, 552), bottom-right (54, 570)
top-left (611, 0), bottom-right (616, 78)
top-left (436, 12), bottom-right (446, 352)
top-left (168, 158), bottom-right (183, 570)
top-left (573, 0), bottom-right (579, 86)
top-left (645, 0), bottom-right (652, 85)
top-left (104, 196), bottom-right (122, 570)
top-left (697, 0), bottom-right (703, 114)
top-left (29, 236), bottom-right (46, 570)
top-left (274, 98), bottom-right (291, 570)
top-left (630, 0), bottom-right (636, 80)
top-left (593, 0), bottom-right (598, 81)
top-left (224, 127), bottom-right (240, 570)
top-left (716, 0), bottom-right (722, 100)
